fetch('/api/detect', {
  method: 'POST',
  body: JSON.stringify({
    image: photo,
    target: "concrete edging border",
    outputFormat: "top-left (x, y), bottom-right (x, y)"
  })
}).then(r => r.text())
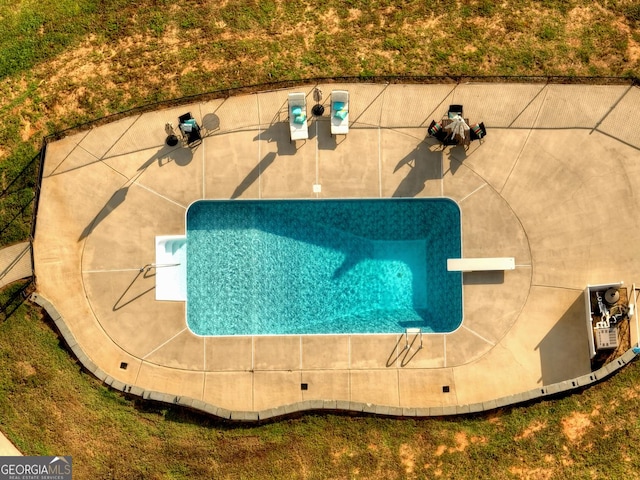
top-left (30, 293), bottom-right (638, 422)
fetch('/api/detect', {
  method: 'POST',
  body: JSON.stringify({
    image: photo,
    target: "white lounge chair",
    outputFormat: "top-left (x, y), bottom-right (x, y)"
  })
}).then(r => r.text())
top-left (330, 90), bottom-right (349, 136)
top-left (288, 92), bottom-right (308, 142)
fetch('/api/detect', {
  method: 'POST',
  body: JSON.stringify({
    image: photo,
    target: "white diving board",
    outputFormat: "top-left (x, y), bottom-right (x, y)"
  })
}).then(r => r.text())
top-left (447, 257), bottom-right (515, 272)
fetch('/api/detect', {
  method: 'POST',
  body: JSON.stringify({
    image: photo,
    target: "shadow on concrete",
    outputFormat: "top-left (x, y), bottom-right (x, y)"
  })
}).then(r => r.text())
top-left (385, 333), bottom-right (423, 367)
top-left (536, 292), bottom-right (588, 385)
top-left (78, 184), bottom-right (129, 241)
top-left (507, 83), bottom-right (548, 128)
top-left (316, 119), bottom-right (348, 151)
top-left (0, 243), bottom-right (31, 286)
top-left (447, 146), bottom-right (468, 176)
top-left (79, 146), bottom-right (190, 241)
top-left (318, 124), bottom-right (337, 151)
top-left (137, 144), bottom-right (193, 170)
top-left (400, 335), bottom-right (423, 367)
top-left (231, 152), bottom-right (277, 199)
top-left (386, 335), bottom-right (404, 367)
top-left (113, 269), bottom-right (155, 311)
top-left (392, 140), bottom-right (443, 197)
top-left (349, 84), bottom-right (389, 126)
top-left (463, 271), bottom-right (505, 285)
top-left (48, 150), bottom-right (103, 177)
top-left (202, 113), bottom-right (220, 134)
top-left (254, 123), bottom-right (297, 156)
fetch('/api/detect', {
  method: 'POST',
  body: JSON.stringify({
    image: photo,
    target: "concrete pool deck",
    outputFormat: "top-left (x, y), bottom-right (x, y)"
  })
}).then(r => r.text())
top-left (33, 82), bottom-right (640, 418)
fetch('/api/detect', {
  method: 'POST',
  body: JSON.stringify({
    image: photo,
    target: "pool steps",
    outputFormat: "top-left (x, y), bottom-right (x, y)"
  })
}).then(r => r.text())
top-left (155, 235), bottom-right (187, 301)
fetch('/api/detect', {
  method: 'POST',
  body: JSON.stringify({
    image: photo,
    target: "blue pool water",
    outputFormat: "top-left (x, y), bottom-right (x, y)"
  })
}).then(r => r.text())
top-left (186, 199), bottom-right (462, 335)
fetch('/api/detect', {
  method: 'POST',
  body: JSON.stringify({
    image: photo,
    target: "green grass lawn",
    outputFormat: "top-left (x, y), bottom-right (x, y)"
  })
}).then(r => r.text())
top-left (1, 1), bottom-right (640, 477)
top-left (1, 1), bottom-right (639, 245)
top-left (1, 1), bottom-right (639, 247)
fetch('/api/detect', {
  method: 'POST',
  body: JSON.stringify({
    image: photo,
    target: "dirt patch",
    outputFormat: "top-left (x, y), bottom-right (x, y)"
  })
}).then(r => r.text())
top-left (561, 412), bottom-right (592, 442)
top-left (515, 420), bottom-right (547, 440)
top-left (347, 9), bottom-right (363, 24)
top-left (331, 446), bottom-right (348, 460)
top-left (452, 432), bottom-right (469, 452)
top-left (509, 466), bottom-right (554, 479)
top-left (15, 361), bottom-right (36, 378)
top-left (316, 8), bottom-right (342, 35)
top-left (487, 410), bottom-right (503, 425)
top-left (435, 431), bottom-right (484, 456)
top-left (627, 36), bottom-right (640, 63)
top-left (567, 6), bottom-right (597, 28)
top-left (622, 384), bottom-right (640, 400)
top-left (399, 443), bottom-right (416, 475)
top-left (231, 436), bottom-right (262, 448)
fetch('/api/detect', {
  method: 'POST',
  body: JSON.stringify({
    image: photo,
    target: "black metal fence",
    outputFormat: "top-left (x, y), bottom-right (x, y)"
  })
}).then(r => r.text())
top-left (17, 74), bottom-right (640, 278)
top-left (46, 74), bottom-right (640, 141)
top-left (0, 151), bottom-right (40, 248)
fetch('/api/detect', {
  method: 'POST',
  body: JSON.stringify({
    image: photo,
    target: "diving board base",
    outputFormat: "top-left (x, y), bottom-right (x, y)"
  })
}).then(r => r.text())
top-left (447, 257), bottom-right (515, 272)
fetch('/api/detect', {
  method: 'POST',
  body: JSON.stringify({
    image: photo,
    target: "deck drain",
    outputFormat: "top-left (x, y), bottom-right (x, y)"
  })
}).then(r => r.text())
top-left (120, 362), bottom-right (128, 370)
top-left (442, 385), bottom-right (450, 393)
top-left (301, 383), bottom-right (308, 391)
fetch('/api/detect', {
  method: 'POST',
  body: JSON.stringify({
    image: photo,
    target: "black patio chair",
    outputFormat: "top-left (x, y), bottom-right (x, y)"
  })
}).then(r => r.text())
top-left (428, 119), bottom-right (450, 145)
top-left (178, 112), bottom-right (202, 147)
top-left (427, 120), bottom-right (456, 145)
top-left (448, 104), bottom-right (463, 118)
top-left (470, 122), bottom-right (487, 141)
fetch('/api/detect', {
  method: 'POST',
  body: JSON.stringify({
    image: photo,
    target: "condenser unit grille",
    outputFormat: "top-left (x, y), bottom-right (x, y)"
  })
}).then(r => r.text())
top-left (595, 327), bottom-right (619, 350)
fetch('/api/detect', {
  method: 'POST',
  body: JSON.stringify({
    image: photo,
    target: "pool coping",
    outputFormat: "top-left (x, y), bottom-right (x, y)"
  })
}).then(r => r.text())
top-left (183, 197), bottom-right (463, 337)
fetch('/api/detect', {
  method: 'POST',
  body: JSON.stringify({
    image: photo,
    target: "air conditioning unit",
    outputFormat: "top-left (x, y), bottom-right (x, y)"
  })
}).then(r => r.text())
top-left (595, 327), bottom-right (619, 350)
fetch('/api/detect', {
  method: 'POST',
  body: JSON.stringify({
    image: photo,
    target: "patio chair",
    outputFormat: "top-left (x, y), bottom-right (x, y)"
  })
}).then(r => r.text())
top-left (448, 104), bottom-right (463, 119)
top-left (288, 93), bottom-right (309, 142)
top-left (330, 90), bottom-right (349, 136)
top-left (470, 122), bottom-right (487, 141)
top-left (178, 112), bottom-right (202, 147)
top-left (428, 120), bottom-right (449, 144)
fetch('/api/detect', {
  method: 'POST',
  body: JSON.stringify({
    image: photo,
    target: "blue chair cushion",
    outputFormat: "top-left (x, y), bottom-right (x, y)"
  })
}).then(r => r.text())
top-left (333, 101), bottom-right (345, 111)
top-left (334, 110), bottom-right (348, 120)
top-left (294, 114), bottom-right (306, 124)
top-left (292, 106), bottom-right (303, 116)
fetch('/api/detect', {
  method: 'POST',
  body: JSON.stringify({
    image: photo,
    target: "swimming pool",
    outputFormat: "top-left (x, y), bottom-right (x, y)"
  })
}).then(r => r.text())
top-left (186, 199), bottom-right (462, 336)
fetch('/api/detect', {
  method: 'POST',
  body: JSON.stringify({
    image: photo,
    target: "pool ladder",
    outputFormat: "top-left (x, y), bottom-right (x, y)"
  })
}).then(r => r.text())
top-left (404, 328), bottom-right (423, 351)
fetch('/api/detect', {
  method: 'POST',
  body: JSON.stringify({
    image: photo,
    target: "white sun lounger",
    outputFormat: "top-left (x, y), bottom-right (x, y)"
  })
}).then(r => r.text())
top-left (330, 90), bottom-right (349, 136)
top-left (447, 257), bottom-right (515, 272)
top-left (288, 92), bottom-right (309, 142)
